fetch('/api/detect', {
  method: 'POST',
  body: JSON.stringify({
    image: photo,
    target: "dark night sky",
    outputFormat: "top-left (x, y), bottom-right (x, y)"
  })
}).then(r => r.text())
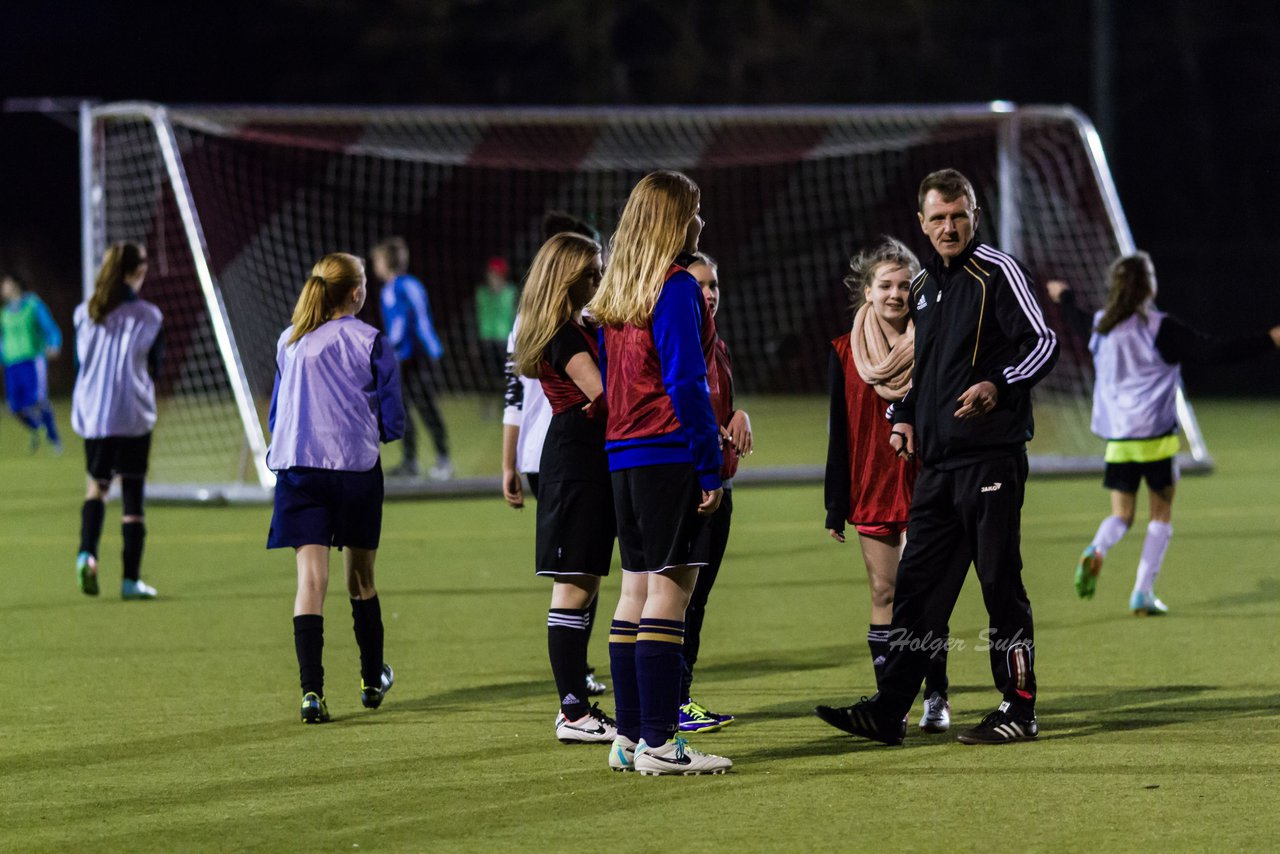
top-left (3, 0), bottom-right (1278, 394)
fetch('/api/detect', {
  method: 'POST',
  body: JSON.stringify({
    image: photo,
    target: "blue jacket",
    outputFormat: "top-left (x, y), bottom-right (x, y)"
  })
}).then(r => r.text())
top-left (380, 274), bottom-right (443, 362)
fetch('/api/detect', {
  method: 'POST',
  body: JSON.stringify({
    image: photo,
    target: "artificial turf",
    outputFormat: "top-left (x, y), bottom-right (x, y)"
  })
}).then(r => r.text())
top-left (0, 399), bottom-right (1276, 851)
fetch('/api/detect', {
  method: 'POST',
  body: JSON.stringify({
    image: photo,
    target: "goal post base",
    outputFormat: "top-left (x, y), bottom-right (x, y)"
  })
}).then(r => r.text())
top-left (136, 453), bottom-right (1213, 506)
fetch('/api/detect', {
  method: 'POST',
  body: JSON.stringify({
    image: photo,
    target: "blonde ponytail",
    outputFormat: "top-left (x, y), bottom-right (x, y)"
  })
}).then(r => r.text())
top-left (288, 253), bottom-right (365, 343)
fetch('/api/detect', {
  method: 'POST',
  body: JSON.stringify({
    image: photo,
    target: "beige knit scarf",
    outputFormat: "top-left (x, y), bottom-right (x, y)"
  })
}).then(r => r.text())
top-left (850, 303), bottom-right (914, 401)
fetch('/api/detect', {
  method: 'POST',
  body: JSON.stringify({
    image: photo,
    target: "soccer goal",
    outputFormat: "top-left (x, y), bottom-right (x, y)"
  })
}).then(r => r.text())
top-left (81, 101), bottom-right (1210, 501)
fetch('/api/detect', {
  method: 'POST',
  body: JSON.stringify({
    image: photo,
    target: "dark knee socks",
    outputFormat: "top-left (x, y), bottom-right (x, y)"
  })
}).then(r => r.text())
top-left (40, 405), bottom-right (59, 443)
top-left (79, 499), bottom-right (105, 558)
top-left (548, 607), bottom-right (591, 720)
top-left (636, 618), bottom-right (685, 747)
top-left (608, 620), bottom-right (640, 741)
top-left (121, 521), bottom-right (145, 582)
top-left (924, 627), bottom-right (950, 698)
top-left (584, 595), bottom-right (599, 667)
top-left (350, 596), bottom-right (384, 687)
top-left (293, 614), bottom-right (325, 696)
top-left (867, 623), bottom-right (891, 689)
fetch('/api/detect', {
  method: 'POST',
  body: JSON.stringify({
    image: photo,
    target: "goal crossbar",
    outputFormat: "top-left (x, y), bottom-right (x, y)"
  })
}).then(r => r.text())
top-left (82, 101), bottom-right (1211, 503)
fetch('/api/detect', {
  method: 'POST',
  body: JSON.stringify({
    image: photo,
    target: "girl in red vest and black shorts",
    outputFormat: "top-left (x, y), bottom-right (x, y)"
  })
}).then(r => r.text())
top-left (511, 232), bottom-right (618, 747)
top-left (589, 171), bottom-right (731, 776)
top-left (820, 237), bottom-right (951, 736)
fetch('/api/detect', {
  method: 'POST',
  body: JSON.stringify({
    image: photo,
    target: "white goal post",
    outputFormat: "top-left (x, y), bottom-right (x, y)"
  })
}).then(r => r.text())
top-left (81, 101), bottom-right (1210, 502)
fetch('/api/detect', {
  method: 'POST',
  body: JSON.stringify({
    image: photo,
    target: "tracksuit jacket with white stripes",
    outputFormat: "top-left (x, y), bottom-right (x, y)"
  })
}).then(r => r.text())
top-left (893, 239), bottom-right (1058, 469)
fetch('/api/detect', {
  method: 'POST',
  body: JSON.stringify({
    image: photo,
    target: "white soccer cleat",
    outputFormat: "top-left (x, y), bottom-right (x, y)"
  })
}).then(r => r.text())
top-left (1130, 589), bottom-right (1169, 616)
top-left (919, 691), bottom-right (951, 733)
top-left (609, 735), bottom-right (637, 772)
top-left (121, 579), bottom-right (157, 600)
top-left (555, 704), bottom-right (617, 744)
top-left (633, 737), bottom-right (732, 776)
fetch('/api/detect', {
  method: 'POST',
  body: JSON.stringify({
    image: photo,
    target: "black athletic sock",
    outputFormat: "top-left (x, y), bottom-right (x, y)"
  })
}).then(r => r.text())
top-left (583, 595), bottom-right (599, 671)
top-left (350, 596), bottom-right (384, 688)
top-left (681, 603), bottom-right (708, 702)
top-left (121, 521), bottom-right (145, 582)
top-left (867, 623), bottom-right (891, 690)
top-left (79, 499), bottom-right (105, 558)
top-left (293, 614), bottom-right (325, 696)
top-left (923, 625), bottom-right (949, 698)
top-left (548, 607), bottom-right (591, 720)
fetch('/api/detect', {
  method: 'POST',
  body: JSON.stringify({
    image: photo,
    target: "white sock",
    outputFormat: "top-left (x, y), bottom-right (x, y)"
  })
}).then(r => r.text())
top-left (1090, 515), bottom-right (1130, 556)
top-left (1133, 521), bottom-right (1173, 594)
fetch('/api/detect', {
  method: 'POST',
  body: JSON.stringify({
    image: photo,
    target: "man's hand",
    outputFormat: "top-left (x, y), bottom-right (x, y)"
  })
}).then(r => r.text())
top-left (502, 467), bottom-right (524, 509)
top-left (828, 528), bottom-right (846, 543)
top-left (698, 487), bottom-right (724, 516)
top-left (1268, 324), bottom-right (1280, 348)
top-left (955, 381), bottom-right (998, 420)
top-left (889, 422), bottom-right (915, 459)
top-left (1045, 279), bottom-right (1070, 304)
top-left (725, 409), bottom-right (753, 457)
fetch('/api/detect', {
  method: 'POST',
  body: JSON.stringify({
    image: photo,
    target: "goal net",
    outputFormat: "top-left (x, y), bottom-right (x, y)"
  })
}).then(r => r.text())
top-left (83, 102), bottom-right (1209, 500)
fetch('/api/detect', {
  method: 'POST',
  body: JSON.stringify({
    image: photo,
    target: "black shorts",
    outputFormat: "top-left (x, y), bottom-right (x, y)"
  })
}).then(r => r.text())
top-left (268, 465), bottom-right (384, 550)
top-left (1103, 457), bottom-right (1177, 494)
top-left (535, 479), bottom-right (616, 577)
top-left (84, 434), bottom-right (152, 481)
top-left (612, 463), bottom-right (711, 573)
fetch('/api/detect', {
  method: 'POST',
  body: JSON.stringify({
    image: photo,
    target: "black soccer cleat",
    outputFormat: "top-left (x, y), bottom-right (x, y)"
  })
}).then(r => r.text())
top-left (955, 701), bottom-right (1038, 745)
top-left (814, 696), bottom-right (905, 746)
top-left (300, 692), bottom-right (331, 724)
top-left (361, 663), bottom-right (395, 709)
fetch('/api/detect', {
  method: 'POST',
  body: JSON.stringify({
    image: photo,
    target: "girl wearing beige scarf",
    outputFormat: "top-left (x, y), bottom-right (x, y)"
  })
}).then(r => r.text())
top-left (818, 236), bottom-right (951, 738)
top-left (849, 300), bottom-right (914, 401)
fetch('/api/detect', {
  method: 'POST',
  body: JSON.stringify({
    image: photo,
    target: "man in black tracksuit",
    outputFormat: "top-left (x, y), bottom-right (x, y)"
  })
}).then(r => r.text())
top-left (816, 168), bottom-right (1058, 745)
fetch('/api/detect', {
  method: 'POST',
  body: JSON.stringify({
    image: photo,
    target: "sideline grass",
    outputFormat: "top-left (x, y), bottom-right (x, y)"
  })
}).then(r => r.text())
top-left (0, 400), bottom-right (1277, 851)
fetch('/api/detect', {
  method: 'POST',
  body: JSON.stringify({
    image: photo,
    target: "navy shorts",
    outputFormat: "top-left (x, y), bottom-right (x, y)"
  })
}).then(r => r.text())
top-left (611, 463), bottom-right (711, 573)
top-left (84, 434), bottom-right (152, 481)
top-left (1103, 457), bottom-right (1178, 494)
top-left (4, 358), bottom-right (46, 412)
top-left (268, 465), bottom-right (384, 550)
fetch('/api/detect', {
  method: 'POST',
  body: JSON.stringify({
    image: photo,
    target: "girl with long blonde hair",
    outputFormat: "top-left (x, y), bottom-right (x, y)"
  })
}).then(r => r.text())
top-left (510, 232), bottom-right (618, 745)
top-left (592, 171), bottom-right (731, 775)
top-left (267, 252), bottom-right (405, 723)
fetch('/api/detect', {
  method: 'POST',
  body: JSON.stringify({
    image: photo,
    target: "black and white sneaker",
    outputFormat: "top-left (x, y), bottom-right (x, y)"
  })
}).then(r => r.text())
top-left (633, 736), bottom-right (732, 775)
top-left (361, 663), bottom-right (395, 709)
top-left (555, 703), bottom-right (618, 744)
top-left (585, 669), bottom-right (609, 696)
top-left (919, 691), bottom-right (951, 733)
top-left (955, 701), bottom-right (1038, 744)
top-left (814, 696), bottom-right (905, 745)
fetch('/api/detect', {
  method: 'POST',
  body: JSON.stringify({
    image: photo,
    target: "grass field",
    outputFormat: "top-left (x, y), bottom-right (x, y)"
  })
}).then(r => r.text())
top-left (1, 399), bottom-right (1277, 852)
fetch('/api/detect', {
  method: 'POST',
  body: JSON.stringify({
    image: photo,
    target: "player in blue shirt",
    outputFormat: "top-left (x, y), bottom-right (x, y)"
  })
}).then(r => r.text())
top-left (372, 237), bottom-right (452, 480)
